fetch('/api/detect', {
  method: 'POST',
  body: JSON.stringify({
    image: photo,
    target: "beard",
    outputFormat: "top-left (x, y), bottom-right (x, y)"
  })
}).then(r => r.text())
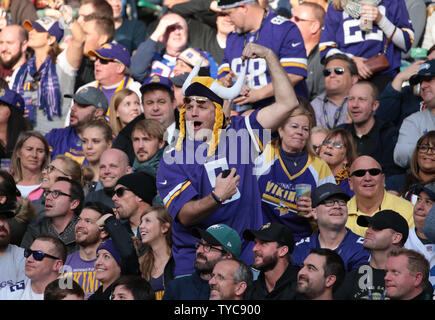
top-left (0, 50), bottom-right (23, 70)
top-left (253, 251), bottom-right (278, 272)
top-left (0, 225), bottom-right (10, 249)
top-left (194, 252), bottom-right (220, 275)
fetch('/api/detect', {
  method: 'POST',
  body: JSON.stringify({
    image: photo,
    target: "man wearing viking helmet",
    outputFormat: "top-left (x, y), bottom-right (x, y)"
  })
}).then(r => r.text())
top-left (156, 43), bottom-right (300, 277)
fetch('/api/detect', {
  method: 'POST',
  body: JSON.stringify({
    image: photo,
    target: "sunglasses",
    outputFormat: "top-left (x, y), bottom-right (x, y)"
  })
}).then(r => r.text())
top-left (322, 140), bottom-right (344, 149)
top-left (111, 186), bottom-right (130, 198)
top-left (183, 97), bottom-right (210, 105)
top-left (97, 57), bottom-right (115, 65)
top-left (323, 67), bottom-right (345, 77)
top-left (350, 168), bottom-right (382, 177)
top-left (24, 248), bottom-right (60, 261)
top-left (293, 16), bottom-right (315, 23)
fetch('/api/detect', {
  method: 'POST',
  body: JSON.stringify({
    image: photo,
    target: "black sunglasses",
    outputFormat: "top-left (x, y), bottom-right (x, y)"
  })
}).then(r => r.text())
top-left (111, 186), bottom-right (130, 198)
top-left (350, 168), bottom-right (382, 177)
top-left (97, 57), bottom-right (115, 65)
top-left (24, 248), bottom-right (60, 261)
top-left (323, 67), bottom-right (345, 77)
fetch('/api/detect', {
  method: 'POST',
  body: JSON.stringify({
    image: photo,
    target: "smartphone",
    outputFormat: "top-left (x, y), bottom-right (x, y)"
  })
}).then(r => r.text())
top-left (221, 169), bottom-right (232, 178)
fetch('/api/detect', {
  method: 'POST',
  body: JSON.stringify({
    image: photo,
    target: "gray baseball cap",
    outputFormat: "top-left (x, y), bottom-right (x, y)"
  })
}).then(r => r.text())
top-left (64, 87), bottom-right (108, 114)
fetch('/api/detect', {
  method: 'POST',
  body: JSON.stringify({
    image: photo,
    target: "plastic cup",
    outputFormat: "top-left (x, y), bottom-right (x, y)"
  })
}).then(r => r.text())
top-left (360, 1), bottom-right (375, 32)
top-left (295, 184), bottom-right (311, 215)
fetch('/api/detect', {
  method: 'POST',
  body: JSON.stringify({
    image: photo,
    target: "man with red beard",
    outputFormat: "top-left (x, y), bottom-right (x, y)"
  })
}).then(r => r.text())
top-left (243, 222), bottom-right (299, 300)
top-left (45, 87), bottom-right (108, 165)
top-left (61, 202), bottom-right (110, 299)
top-left (0, 24), bottom-right (28, 87)
top-left (163, 224), bottom-right (241, 300)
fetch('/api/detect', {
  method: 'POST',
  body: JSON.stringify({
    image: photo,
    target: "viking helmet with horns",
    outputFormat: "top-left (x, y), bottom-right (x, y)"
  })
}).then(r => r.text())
top-left (176, 60), bottom-right (247, 157)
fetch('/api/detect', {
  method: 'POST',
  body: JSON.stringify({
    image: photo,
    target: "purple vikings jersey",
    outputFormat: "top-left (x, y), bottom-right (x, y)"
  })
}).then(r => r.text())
top-left (45, 126), bottom-right (85, 165)
top-left (157, 111), bottom-right (266, 276)
top-left (218, 11), bottom-right (308, 108)
top-left (255, 141), bottom-right (335, 241)
top-left (319, 0), bottom-right (413, 78)
top-left (292, 229), bottom-right (370, 272)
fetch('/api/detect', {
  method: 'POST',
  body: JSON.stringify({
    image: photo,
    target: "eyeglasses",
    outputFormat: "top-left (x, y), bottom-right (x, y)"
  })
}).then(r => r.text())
top-left (322, 140), bottom-right (344, 149)
top-left (97, 57), bottom-right (115, 65)
top-left (45, 189), bottom-right (71, 199)
top-left (417, 144), bottom-right (435, 154)
top-left (323, 67), bottom-right (345, 77)
top-left (43, 164), bottom-right (69, 176)
top-left (111, 186), bottom-right (130, 198)
top-left (320, 199), bottom-right (347, 207)
top-left (350, 168), bottom-right (382, 177)
top-left (293, 16), bottom-right (315, 23)
top-left (183, 97), bottom-right (210, 105)
top-left (24, 248), bottom-right (60, 261)
top-left (195, 240), bottom-right (227, 254)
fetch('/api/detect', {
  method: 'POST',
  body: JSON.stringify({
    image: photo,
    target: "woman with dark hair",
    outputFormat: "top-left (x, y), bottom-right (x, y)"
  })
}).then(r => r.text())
top-left (111, 275), bottom-right (155, 300)
top-left (255, 105), bottom-right (335, 241)
top-left (9, 130), bottom-right (50, 201)
top-left (12, 17), bottom-right (82, 134)
top-left (0, 170), bottom-right (38, 245)
top-left (318, 128), bottom-right (358, 197)
top-left (401, 131), bottom-right (435, 201)
top-left (0, 88), bottom-right (32, 160)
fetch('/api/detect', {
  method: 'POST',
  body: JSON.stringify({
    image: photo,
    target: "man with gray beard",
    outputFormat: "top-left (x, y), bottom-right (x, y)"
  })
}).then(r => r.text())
top-left (243, 222), bottom-right (299, 299)
top-left (163, 224), bottom-right (241, 300)
top-left (0, 25), bottom-right (28, 88)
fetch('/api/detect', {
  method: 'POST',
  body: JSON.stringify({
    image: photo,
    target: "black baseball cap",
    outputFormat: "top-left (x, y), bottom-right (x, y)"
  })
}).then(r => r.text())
top-left (409, 182), bottom-right (435, 201)
top-left (243, 222), bottom-right (295, 253)
top-left (311, 183), bottom-right (350, 208)
top-left (357, 210), bottom-right (409, 242)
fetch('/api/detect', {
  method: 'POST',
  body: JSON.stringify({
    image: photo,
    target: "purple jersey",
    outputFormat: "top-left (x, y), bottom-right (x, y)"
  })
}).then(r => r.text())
top-left (218, 11), bottom-right (308, 108)
top-left (45, 126), bottom-right (85, 165)
top-left (319, 0), bottom-right (413, 77)
top-left (292, 228), bottom-right (370, 272)
top-left (62, 251), bottom-right (100, 299)
top-left (157, 111), bottom-right (266, 276)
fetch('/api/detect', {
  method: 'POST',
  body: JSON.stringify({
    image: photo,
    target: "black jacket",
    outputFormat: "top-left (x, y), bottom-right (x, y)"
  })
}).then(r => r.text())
top-left (244, 264), bottom-right (300, 300)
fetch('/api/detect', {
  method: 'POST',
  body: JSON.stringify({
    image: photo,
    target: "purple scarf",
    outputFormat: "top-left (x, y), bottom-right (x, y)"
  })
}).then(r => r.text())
top-left (13, 55), bottom-right (61, 121)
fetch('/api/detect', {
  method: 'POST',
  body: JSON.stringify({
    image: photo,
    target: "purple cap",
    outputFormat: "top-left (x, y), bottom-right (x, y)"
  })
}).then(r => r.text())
top-left (0, 88), bottom-right (25, 114)
top-left (88, 42), bottom-right (131, 67)
top-left (23, 17), bottom-right (64, 43)
top-left (140, 74), bottom-right (173, 93)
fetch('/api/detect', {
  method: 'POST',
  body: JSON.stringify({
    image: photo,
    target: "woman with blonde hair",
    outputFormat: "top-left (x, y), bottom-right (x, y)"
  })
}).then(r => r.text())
top-left (10, 130), bottom-right (50, 200)
top-left (108, 88), bottom-right (142, 137)
top-left (256, 105), bottom-right (335, 241)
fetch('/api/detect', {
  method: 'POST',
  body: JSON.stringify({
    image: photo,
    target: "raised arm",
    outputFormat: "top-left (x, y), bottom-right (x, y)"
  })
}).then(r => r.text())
top-left (242, 43), bottom-right (298, 131)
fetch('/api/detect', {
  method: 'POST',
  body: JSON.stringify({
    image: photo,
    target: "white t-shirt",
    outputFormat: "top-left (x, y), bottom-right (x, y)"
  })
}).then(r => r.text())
top-left (0, 245), bottom-right (25, 289)
top-left (404, 228), bottom-right (435, 288)
top-left (0, 278), bottom-right (43, 300)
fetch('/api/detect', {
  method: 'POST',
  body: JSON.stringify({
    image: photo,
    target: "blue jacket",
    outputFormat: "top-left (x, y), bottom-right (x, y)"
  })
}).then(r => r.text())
top-left (162, 271), bottom-right (209, 300)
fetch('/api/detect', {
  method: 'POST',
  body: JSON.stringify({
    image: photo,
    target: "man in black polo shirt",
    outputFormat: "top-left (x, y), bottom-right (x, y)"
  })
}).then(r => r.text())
top-left (338, 81), bottom-right (405, 192)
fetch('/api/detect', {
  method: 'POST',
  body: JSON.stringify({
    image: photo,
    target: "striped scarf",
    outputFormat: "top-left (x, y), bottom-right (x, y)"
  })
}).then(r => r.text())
top-left (13, 55), bottom-right (61, 121)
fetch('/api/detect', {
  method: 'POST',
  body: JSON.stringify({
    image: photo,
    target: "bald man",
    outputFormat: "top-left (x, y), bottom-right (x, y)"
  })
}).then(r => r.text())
top-left (84, 148), bottom-right (132, 208)
top-left (346, 155), bottom-right (414, 236)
